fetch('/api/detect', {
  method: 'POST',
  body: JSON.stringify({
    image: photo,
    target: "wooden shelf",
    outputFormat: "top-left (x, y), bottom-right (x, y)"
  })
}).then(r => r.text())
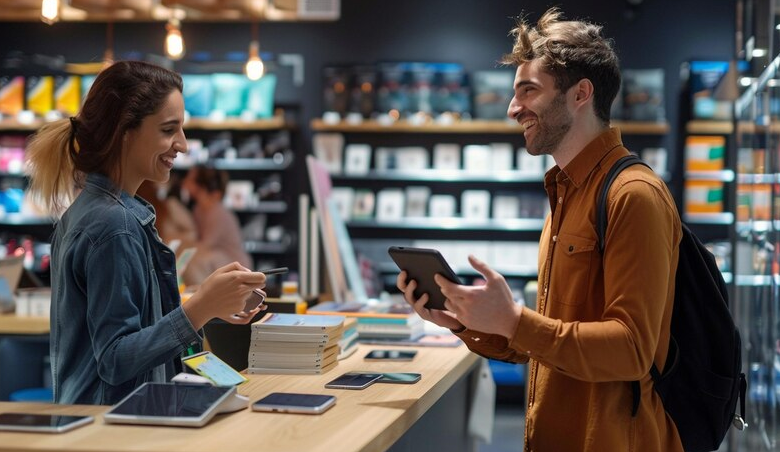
top-left (0, 116), bottom-right (288, 133)
top-left (332, 169), bottom-right (544, 183)
top-left (686, 120), bottom-right (733, 135)
top-left (312, 118), bottom-right (670, 135)
top-left (347, 217), bottom-right (546, 231)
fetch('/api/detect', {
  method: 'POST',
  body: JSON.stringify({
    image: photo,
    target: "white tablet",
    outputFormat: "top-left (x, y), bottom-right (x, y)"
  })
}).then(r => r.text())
top-left (103, 382), bottom-right (236, 428)
top-left (0, 413), bottom-right (94, 433)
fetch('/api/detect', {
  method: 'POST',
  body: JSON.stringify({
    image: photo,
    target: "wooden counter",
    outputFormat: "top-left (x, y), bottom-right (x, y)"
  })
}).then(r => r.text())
top-left (0, 314), bottom-right (49, 335)
top-left (0, 344), bottom-right (481, 452)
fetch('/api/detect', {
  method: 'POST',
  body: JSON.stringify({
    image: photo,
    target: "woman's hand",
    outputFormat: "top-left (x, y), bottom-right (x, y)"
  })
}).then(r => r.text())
top-left (182, 262), bottom-right (267, 330)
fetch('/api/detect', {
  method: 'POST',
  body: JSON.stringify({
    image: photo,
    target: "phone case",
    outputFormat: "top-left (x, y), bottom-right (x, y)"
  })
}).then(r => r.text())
top-left (387, 246), bottom-right (462, 310)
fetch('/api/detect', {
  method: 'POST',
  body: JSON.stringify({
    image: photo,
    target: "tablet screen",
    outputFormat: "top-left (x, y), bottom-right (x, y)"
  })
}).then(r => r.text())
top-left (0, 413), bottom-right (93, 433)
top-left (108, 383), bottom-right (232, 418)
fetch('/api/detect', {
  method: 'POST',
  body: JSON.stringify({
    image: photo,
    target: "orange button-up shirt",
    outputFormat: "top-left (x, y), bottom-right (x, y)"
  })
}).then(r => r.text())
top-left (457, 128), bottom-right (683, 452)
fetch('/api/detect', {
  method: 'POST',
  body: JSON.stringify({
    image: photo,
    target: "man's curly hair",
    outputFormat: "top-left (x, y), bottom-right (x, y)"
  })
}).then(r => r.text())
top-left (501, 8), bottom-right (621, 124)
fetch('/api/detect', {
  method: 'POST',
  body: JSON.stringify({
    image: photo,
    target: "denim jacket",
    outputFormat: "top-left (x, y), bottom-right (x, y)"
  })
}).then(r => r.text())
top-left (50, 173), bottom-right (201, 405)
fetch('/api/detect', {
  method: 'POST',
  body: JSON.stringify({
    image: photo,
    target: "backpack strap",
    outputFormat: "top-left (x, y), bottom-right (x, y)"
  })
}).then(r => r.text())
top-left (597, 154), bottom-right (652, 417)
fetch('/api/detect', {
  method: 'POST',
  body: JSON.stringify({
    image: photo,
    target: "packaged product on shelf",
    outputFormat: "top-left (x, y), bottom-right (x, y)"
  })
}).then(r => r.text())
top-left (322, 65), bottom-right (351, 117)
top-left (432, 143), bottom-right (461, 170)
top-left (621, 68), bottom-right (665, 122)
top-left (430, 63), bottom-right (469, 117)
top-left (343, 143), bottom-right (371, 175)
top-left (182, 74), bottom-right (213, 118)
top-left (684, 135), bottom-right (725, 171)
top-left (461, 190), bottom-right (491, 220)
top-left (684, 180), bottom-right (724, 214)
top-left (246, 73), bottom-right (277, 119)
top-left (349, 65), bottom-right (375, 119)
top-left (375, 189), bottom-right (405, 222)
top-left (54, 75), bottom-right (81, 116)
top-left (25, 75), bottom-right (54, 117)
top-left (0, 76), bottom-right (24, 116)
top-left (211, 73), bottom-right (247, 117)
top-left (404, 186), bottom-right (430, 218)
top-left (472, 70), bottom-right (514, 120)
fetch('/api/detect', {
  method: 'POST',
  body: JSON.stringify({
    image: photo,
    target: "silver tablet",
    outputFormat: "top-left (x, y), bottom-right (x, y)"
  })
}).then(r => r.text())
top-left (0, 413), bottom-right (94, 433)
top-left (103, 382), bottom-right (236, 428)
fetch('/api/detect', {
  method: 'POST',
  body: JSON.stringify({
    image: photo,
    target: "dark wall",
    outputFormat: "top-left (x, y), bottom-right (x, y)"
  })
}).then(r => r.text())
top-left (0, 0), bottom-right (735, 159)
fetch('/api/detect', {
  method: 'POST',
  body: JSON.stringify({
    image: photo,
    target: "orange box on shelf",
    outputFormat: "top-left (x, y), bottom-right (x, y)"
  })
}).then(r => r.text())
top-left (685, 135), bottom-right (725, 172)
top-left (684, 180), bottom-right (724, 214)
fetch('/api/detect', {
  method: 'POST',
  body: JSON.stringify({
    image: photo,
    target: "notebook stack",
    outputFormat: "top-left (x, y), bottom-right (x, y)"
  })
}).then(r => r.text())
top-left (247, 313), bottom-right (345, 375)
top-left (337, 317), bottom-right (359, 360)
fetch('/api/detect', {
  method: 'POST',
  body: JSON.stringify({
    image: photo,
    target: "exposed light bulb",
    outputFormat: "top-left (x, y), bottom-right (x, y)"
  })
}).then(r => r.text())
top-left (41, 0), bottom-right (60, 25)
top-left (245, 41), bottom-right (265, 81)
top-left (165, 19), bottom-right (185, 61)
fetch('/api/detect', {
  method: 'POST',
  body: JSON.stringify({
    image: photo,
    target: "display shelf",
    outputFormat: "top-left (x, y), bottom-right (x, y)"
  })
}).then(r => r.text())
top-left (682, 212), bottom-right (735, 225)
top-left (311, 118), bottom-right (670, 135)
top-left (0, 116), bottom-right (290, 133)
top-left (243, 241), bottom-right (289, 254)
top-left (736, 220), bottom-right (773, 234)
top-left (331, 169), bottom-right (544, 183)
top-left (173, 155), bottom-right (293, 172)
top-left (684, 169), bottom-right (735, 182)
top-left (686, 120), bottom-right (734, 135)
top-left (0, 213), bottom-right (55, 226)
top-left (736, 173), bottom-right (780, 184)
top-left (232, 201), bottom-right (287, 214)
top-left (346, 217), bottom-right (546, 231)
top-left (376, 261), bottom-right (538, 279)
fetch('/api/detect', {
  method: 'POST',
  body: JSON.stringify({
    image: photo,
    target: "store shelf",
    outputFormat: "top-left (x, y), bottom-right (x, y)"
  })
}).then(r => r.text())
top-left (376, 261), bottom-right (537, 278)
top-left (684, 170), bottom-right (735, 182)
top-left (736, 220), bottom-right (773, 234)
top-left (736, 173), bottom-right (780, 184)
top-left (734, 274), bottom-right (780, 287)
top-left (686, 120), bottom-right (734, 135)
top-left (312, 118), bottom-right (670, 135)
top-left (0, 213), bottom-right (55, 226)
top-left (683, 212), bottom-right (735, 225)
top-left (347, 217), bottom-right (546, 231)
top-left (332, 169), bottom-right (544, 183)
top-left (184, 116), bottom-right (287, 131)
top-left (173, 154), bottom-right (292, 171)
top-left (0, 116), bottom-right (289, 133)
top-left (232, 201), bottom-right (287, 214)
top-left (243, 241), bottom-right (289, 254)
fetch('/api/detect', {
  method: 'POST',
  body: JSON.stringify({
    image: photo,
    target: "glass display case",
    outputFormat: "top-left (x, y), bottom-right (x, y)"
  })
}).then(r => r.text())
top-left (731, 0), bottom-right (780, 449)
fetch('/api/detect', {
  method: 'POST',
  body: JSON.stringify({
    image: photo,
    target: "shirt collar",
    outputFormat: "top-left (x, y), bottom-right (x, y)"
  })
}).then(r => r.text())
top-left (84, 173), bottom-right (155, 226)
top-left (551, 127), bottom-right (624, 188)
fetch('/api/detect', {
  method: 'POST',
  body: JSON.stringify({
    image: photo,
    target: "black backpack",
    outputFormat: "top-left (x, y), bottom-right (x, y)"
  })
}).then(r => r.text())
top-left (597, 154), bottom-right (747, 452)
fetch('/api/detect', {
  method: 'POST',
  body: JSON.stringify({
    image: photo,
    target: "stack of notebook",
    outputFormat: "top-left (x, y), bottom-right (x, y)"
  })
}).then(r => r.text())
top-left (247, 313), bottom-right (345, 375)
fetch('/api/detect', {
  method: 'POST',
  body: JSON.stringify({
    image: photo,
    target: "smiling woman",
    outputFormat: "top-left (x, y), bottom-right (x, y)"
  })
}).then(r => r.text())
top-left (22, 60), bottom-right (269, 406)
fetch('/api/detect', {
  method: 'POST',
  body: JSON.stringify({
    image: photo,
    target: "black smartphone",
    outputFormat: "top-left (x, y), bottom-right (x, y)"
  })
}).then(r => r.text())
top-left (243, 267), bottom-right (289, 313)
top-left (364, 349), bottom-right (418, 361)
top-left (376, 372), bottom-right (422, 384)
top-left (324, 372), bottom-right (383, 390)
top-left (388, 246), bottom-right (462, 310)
top-left (252, 392), bottom-right (336, 414)
top-left (0, 413), bottom-right (94, 433)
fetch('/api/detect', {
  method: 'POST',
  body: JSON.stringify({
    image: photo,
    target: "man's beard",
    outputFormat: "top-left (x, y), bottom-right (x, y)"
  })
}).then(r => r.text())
top-left (525, 92), bottom-right (572, 156)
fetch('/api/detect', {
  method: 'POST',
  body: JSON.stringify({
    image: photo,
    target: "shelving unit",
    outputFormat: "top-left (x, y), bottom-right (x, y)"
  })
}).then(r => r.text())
top-left (0, 113), bottom-right (302, 280)
top-left (312, 118), bottom-right (671, 295)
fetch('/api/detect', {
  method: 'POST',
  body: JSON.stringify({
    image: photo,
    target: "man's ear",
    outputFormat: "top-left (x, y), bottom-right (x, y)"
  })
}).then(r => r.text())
top-left (573, 78), bottom-right (594, 105)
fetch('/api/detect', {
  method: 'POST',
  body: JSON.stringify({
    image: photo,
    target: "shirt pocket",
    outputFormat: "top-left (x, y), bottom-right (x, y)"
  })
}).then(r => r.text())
top-left (551, 233), bottom-right (597, 306)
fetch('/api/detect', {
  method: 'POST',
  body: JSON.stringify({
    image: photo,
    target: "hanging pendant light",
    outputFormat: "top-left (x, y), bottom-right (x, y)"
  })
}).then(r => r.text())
top-left (165, 18), bottom-right (185, 61)
top-left (245, 21), bottom-right (265, 80)
top-left (40, 0), bottom-right (60, 24)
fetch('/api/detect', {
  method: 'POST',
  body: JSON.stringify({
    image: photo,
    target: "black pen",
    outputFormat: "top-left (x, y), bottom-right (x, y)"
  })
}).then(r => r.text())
top-left (258, 267), bottom-right (289, 276)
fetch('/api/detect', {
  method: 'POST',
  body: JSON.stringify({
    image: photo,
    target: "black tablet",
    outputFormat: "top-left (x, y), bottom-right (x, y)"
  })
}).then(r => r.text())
top-left (388, 246), bottom-right (462, 310)
top-left (103, 382), bottom-right (236, 428)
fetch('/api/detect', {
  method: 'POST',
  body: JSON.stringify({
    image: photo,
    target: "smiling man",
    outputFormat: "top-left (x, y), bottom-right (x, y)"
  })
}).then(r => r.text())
top-left (396, 8), bottom-right (683, 452)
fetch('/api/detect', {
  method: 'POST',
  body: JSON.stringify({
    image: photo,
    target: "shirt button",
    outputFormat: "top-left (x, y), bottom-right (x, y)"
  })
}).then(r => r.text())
top-left (558, 197), bottom-right (563, 204)
top-left (552, 235), bottom-right (557, 242)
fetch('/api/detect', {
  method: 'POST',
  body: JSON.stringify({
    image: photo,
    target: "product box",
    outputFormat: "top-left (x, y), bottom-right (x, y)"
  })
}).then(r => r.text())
top-left (54, 75), bottom-right (81, 116)
top-left (246, 73), bottom-right (277, 119)
top-left (621, 68), bottom-right (665, 122)
top-left (431, 63), bottom-right (470, 116)
top-left (472, 70), bottom-right (514, 120)
top-left (684, 180), bottom-right (724, 214)
top-left (211, 73), bottom-right (247, 117)
top-left (322, 65), bottom-right (351, 116)
top-left (688, 60), bottom-right (746, 120)
top-left (349, 65), bottom-right (376, 118)
top-left (25, 75), bottom-right (54, 116)
top-left (405, 62), bottom-right (436, 115)
top-left (685, 135), bottom-right (725, 171)
top-left (376, 62), bottom-right (410, 115)
top-left (0, 76), bottom-right (24, 116)
top-left (182, 74), bottom-right (213, 118)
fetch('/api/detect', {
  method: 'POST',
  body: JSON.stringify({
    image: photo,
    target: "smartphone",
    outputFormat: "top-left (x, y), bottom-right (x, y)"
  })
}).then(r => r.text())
top-left (388, 246), bottom-right (462, 310)
top-left (242, 267), bottom-right (289, 313)
top-left (0, 413), bottom-right (94, 433)
top-left (324, 372), bottom-right (383, 390)
top-left (376, 372), bottom-right (422, 384)
top-left (180, 350), bottom-right (248, 386)
top-left (364, 349), bottom-right (418, 361)
top-left (252, 392), bottom-right (336, 414)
